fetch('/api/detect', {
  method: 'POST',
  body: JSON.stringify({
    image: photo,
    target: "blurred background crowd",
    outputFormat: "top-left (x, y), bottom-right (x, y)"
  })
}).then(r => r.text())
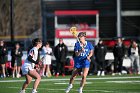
top-left (0, 37), bottom-right (140, 78)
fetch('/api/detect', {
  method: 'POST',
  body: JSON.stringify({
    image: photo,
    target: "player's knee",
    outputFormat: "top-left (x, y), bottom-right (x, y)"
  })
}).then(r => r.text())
top-left (82, 75), bottom-right (87, 79)
top-left (70, 77), bottom-right (74, 80)
top-left (37, 75), bottom-right (41, 81)
top-left (70, 76), bottom-right (75, 80)
top-left (26, 80), bottom-right (31, 84)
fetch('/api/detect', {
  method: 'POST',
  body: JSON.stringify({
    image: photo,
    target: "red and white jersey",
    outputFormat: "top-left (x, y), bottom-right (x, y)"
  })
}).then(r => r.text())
top-left (22, 47), bottom-right (38, 75)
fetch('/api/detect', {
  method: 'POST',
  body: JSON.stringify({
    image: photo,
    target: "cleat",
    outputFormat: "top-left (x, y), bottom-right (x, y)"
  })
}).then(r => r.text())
top-left (32, 90), bottom-right (37, 93)
top-left (101, 71), bottom-right (105, 76)
top-left (78, 88), bottom-right (83, 93)
top-left (19, 90), bottom-right (25, 93)
top-left (62, 73), bottom-right (65, 77)
top-left (55, 73), bottom-right (59, 77)
top-left (65, 84), bottom-right (73, 93)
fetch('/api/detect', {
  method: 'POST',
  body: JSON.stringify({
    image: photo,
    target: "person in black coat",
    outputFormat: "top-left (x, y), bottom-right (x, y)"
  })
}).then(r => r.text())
top-left (95, 40), bottom-right (107, 76)
top-left (0, 40), bottom-right (8, 78)
top-left (113, 38), bottom-right (126, 75)
top-left (54, 38), bottom-right (68, 77)
top-left (11, 43), bottom-right (23, 78)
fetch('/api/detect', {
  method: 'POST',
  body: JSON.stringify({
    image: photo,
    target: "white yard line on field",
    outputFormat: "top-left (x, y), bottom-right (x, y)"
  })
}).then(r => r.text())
top-left (54, 82), bottom-right (92, 85)
top-left (0, 76), bottom-right (140, 83)
top-left (7, 87), bottom-right (114, 93)
top-left (106, 80), bottom-right (140, 83)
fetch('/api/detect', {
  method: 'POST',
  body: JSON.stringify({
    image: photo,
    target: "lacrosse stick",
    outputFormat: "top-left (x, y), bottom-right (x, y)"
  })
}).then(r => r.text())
top-left (70, 26), bottom-right (85, 50)
top-left (69, 26), bottom-right (80, 43)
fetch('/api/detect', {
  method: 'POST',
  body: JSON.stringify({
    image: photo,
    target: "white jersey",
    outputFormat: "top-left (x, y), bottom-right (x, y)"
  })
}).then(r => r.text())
top-left (131, 47), bottom-right (139, 56)
top-left (42, 46), bottom-right (52, 65)
top-left (22, 47), bottom-right (38, 75)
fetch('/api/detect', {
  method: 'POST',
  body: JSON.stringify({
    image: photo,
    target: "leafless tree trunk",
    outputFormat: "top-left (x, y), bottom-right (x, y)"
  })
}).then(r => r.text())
top-left (0, 0), bottom-right (41, 38)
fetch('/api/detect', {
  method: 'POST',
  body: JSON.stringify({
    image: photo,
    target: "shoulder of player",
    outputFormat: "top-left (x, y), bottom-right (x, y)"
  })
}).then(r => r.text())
top-left (30, 47), bottom-right (38, 52)
top-left (74, 42), bottom-right (81, 46)
top-left (86, 41), bottom-right (93, 46)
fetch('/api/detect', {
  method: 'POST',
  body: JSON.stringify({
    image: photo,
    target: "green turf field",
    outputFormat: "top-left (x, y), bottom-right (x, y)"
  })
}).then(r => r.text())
top-left (0, 75), bottom-right (140, 93)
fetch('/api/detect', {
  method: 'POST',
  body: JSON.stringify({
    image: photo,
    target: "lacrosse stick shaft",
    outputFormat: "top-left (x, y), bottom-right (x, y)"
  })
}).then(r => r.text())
top-left (69, 26), bottom-right (82, 48)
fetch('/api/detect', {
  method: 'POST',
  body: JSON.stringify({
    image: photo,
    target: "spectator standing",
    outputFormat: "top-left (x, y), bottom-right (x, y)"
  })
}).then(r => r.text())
top-left (42, 42), bottom-right (52, 77)
top-left (128, 40), bottom-right (140, 74)
top-left (11, 43), bottom-right (23, 78)
top-left (113, 38), bottom-right (126, 75)
top-left (95, 40), bottom-right (107, 76)
top-left (54, 38), bottom-right (68, 77)
top-left (0, 40), bottom-right (8, 78)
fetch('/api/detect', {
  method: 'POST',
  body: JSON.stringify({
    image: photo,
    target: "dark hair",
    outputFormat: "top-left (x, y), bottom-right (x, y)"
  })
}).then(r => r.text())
top-left (131, 40), bottom-right (137, 43)
top-left (45, 42), bottom-right (50, 46)
top-left (15, 43), bottom-right (20, 46)
top-left (0, 40), bottom-right (4, 43)
top-left (78, 32), bottom-right (86, 37)
top-left (32, 38), bottom-right (42, 46)
top-left (117, 37), bottom-right (123, 41)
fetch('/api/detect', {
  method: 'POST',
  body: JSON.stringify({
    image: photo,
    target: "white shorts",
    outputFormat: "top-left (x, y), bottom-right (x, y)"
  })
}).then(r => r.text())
top-left (21, 63), bottom-right (34, 75)
top-left (42, 56), bottom-right (51, 65)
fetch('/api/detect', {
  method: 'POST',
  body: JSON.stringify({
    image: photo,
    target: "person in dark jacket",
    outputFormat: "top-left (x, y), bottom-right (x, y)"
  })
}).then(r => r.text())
top-left (113, 38), bottom-right (126, 75)
top-left (54, 38), bottom-right (68, 77)
top-left (95, 40), bottom-right (107, 76)
top-left (11, 43), bottom-right (23, 78)
top-left (0, 40), bottom-right (8, 78)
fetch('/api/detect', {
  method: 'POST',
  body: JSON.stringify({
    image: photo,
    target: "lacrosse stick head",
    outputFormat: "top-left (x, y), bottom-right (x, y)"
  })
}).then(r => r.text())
top-left (70, 26), bottom-right (78, 37)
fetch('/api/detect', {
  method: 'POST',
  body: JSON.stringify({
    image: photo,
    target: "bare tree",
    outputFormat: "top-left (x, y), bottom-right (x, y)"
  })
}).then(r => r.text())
top-left (14, 0), bottom-right (41, 36)
top-left (0, 0), bottom-right (10, 36)
top-left (0, 0), bottom-right (41, 39)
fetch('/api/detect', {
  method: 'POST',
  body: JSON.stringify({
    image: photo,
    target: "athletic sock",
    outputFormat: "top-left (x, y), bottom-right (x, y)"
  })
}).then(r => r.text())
top-left (46, 73), bottom-right (48, 77)
top-left (32, 89), bottom-right (36, 92)
top-left (69, 84), bottom-right (73, 88)
top-left (79, 87), bottom-right (83, 90)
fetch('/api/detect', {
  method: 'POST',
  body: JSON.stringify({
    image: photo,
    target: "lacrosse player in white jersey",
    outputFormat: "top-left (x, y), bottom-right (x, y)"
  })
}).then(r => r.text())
top-left (20, 38), bottom-right (42, 93)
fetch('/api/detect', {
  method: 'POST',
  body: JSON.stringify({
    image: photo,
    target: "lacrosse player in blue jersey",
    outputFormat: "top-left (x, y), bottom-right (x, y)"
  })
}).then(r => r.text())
top-left (65, 32), bottom-right (94, 93)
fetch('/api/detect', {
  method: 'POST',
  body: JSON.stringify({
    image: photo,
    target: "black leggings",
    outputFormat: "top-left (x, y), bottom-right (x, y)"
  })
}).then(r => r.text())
top-left (56, 61), bottom-right (65, 74)
top-left (114, 57), bottom-right (123, 73)
top-left (97, 61), bottom-right (105, 71)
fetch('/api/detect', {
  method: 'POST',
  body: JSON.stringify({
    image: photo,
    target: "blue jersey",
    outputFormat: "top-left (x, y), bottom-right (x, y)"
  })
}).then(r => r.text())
top-left (74, 41), bottom-right (94, 68)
